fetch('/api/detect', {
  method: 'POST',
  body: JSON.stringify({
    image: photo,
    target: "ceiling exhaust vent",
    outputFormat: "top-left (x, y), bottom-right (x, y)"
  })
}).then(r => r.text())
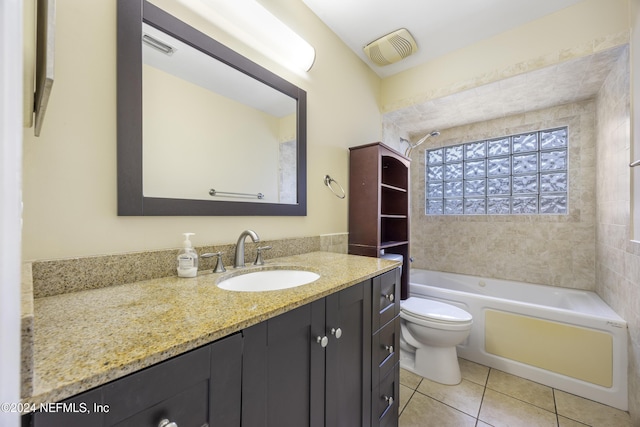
top-left (363, 28), bottom-right (418, 66)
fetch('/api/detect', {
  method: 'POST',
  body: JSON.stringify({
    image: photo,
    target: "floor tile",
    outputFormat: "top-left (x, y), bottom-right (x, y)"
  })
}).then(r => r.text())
top-left (486, 369), bottom-right (555, 412)
top-left (416, 377), bottom-right (484, 417)
top-left (399, 384), bottom-right (414, 414)
top-left (399, 391), bottom-right (476, 427)
top-left (459, 357), bottom-right (490, 386)
top-left (400, 368), bottom-right (423, 390)
top-left (478, 389), bottom-right (558, 427)
top-left (400, 358), bottom-right (633, 427)
top-left (558, 415), bottom-right (590, 426)
top-left (554, 390), bottom-right (632, 427)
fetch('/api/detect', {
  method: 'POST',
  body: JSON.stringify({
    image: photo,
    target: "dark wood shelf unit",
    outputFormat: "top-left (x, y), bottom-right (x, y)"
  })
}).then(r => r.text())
top-left (349, 142), bottom-right (411, 299)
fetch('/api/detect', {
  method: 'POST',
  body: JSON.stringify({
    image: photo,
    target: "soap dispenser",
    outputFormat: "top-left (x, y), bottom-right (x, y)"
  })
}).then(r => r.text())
top-left (177, 233), bottom-right (199, 278)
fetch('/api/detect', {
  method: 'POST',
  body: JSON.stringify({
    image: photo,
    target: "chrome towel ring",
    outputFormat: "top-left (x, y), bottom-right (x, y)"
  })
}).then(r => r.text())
top-left (324, 175), bottom-right (346, 199)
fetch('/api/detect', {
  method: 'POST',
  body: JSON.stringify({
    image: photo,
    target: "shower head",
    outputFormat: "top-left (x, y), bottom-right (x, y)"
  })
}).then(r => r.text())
top-left (404, 130), bottom-right (440, 156)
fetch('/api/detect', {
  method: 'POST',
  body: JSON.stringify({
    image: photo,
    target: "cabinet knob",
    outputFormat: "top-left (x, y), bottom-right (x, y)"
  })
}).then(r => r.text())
top-left (158, 420), bottom-right (178, 427)
top-left (331, 327), bottom-right (342, 339)
top-left (384, 395), bottom-right (394, 407)
top-left (317, 335), bottom-right (329, 347)
top-left (385, 345), bottom-right (394, 354)
top-left (384, 293), bottom-right (395, 302)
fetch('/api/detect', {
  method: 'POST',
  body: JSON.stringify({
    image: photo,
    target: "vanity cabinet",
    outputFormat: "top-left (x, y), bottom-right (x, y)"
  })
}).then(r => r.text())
top-left (349, 142), bottom-right (411, 300)
top-left (242, 280), bottom-right (372, 427)
top-left (26, 269), bottom-right (400, 427)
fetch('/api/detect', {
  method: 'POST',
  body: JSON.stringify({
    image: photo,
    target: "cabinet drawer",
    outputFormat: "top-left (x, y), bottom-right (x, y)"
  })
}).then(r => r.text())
top-left (103, 344), bottom-right (211, 426)
top-left (372, 363), bottom-right (399, 427)
top-left (372, 268), bottom-right (400, 333)
top-left (112, 381), bottom-right (208, 427)
top-left (31, 388), bottom-right (104, 427)
top-left (372, 317), bottom-right (400, 385)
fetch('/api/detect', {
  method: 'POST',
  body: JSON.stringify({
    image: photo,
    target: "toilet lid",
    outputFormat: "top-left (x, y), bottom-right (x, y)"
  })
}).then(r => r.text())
top-left (401, 297), bottom-right (472, 323)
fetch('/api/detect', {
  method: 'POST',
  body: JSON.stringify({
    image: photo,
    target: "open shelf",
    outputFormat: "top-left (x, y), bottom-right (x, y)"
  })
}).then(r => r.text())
top-left (380, 183), bottom-right (407, 193)
top-left (381, 156), bottom-right (408, 190)
top-left (380, 240), bottom-right (409, 249)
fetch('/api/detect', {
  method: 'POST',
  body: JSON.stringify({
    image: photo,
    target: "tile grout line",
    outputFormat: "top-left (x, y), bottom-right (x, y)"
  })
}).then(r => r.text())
top-left (398, 375), bottom-right (424, 418)
top-left (475, 368), bottom-right (491, 426)
top-left (399, 387), bottom-right (418, 418)
top-left (408, 383), bottom-right (484, 422)
top-left (401, 364), bottom-right (630, 427)
top-left (552, 388), bottom-right (560, 427)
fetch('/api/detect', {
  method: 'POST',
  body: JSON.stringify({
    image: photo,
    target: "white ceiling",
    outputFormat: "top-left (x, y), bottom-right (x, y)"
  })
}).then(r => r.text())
top-left (302, 0), bottom-right (584, 78)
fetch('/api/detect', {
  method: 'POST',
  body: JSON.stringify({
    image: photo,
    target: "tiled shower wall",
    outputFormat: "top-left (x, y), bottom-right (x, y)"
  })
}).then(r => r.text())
top-left (595, 46), bottom-right (639, 423)
top-left (410, 99), bottom-right (597, 290)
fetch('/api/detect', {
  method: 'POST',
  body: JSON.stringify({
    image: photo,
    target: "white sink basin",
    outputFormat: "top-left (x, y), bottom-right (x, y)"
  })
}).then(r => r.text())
top-left (218, 269), bottom-right (320, 292)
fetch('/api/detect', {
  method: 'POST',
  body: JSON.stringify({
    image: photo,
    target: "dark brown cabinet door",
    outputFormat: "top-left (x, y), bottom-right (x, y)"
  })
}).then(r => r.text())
top-left (242, 282), bottom-right (373, 427)
top-left (210, 333), bottom-right (243, 426)
top-left (242, 301), bottom-right (326, 427)
top-left (325, 280), bottom-right (372, 427)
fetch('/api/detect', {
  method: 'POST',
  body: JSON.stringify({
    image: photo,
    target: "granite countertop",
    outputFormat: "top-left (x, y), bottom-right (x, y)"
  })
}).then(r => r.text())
top-left (25, 252), bottom-right (399, 406)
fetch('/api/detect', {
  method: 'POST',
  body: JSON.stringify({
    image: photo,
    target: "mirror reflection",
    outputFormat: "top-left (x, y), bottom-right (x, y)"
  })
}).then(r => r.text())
top-left (142, 23), bottom-right (298, 204)
top-left (117, 0), bottom-right (307, 216)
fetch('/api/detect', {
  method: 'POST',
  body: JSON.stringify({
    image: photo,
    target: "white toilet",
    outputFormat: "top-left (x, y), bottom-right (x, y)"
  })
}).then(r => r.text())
top-left (399, 297), bottom-right (473, 385)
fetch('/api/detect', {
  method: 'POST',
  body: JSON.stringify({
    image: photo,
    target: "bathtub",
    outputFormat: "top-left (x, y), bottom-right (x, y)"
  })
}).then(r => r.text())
top-left (408, 269), bottom-right (628, 411)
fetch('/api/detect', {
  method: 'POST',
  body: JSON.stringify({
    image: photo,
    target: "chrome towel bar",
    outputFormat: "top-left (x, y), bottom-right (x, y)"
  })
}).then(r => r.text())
top-left (630, 159), bottom-right (640, 167)
top-left (209, 189), bottom-right (264, 199)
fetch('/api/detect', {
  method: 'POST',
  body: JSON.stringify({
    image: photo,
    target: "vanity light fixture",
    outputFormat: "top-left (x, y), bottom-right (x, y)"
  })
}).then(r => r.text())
top-left (176, 0), bottom-right (316, 72)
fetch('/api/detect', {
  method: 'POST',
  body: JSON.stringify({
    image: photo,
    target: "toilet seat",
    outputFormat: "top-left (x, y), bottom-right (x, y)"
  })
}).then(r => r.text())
top-left (401, 297), bottom-right (472, 324)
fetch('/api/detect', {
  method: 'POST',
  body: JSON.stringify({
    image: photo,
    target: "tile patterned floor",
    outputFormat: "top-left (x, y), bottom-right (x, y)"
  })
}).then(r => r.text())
top-left (399, 358), bottom-right (632, 427)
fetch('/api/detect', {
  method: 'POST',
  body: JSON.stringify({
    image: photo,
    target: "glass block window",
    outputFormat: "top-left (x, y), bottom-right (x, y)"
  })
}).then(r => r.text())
top-left (425, 126), bottom-right (568, 215)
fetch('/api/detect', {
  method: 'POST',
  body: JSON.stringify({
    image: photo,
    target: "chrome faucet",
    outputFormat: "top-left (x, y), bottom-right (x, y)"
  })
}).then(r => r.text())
top-left (234, 229), bottom-right (260, 268)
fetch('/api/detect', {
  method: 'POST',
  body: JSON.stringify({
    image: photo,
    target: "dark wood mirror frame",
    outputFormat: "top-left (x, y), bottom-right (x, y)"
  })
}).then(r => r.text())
top-left (117, 0), bottom-right (307, 216)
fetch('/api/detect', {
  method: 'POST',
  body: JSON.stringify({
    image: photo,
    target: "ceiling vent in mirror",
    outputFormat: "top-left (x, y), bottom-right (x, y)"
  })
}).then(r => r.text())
top-left (363, 28), bottom-right (418, 66)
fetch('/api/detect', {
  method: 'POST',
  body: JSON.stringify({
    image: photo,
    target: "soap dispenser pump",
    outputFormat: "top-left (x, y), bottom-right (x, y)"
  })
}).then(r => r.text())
top-left (177, 233), bottom-right (199, 278)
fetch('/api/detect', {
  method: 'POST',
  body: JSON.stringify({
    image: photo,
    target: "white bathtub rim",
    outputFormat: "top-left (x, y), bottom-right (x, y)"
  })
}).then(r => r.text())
top-left (409, 269), bottom-right (625, 322)
top-left (411, 288), bottom-right (627, 332)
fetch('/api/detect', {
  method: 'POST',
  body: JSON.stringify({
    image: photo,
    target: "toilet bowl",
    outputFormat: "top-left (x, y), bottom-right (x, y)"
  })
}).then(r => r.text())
top-left (400, 297), bottom-right (473, 385)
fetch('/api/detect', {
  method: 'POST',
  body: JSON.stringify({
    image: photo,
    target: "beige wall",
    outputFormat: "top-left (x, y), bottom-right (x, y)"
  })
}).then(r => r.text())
top-left (596, 29), bottom-right (640, 423)
top-left (410, 100), bottom-right (597, 290)
top-left (21, 0), bottom-right (382, 260)
top-left (143, 64), bottom-right (284, 202)
top-left (381, 0), bottom-right (630, 113)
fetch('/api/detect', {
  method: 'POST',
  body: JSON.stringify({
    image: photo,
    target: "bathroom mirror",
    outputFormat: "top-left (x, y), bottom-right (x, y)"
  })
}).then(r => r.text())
top-left (117, 0), bottom-right (307, 215)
